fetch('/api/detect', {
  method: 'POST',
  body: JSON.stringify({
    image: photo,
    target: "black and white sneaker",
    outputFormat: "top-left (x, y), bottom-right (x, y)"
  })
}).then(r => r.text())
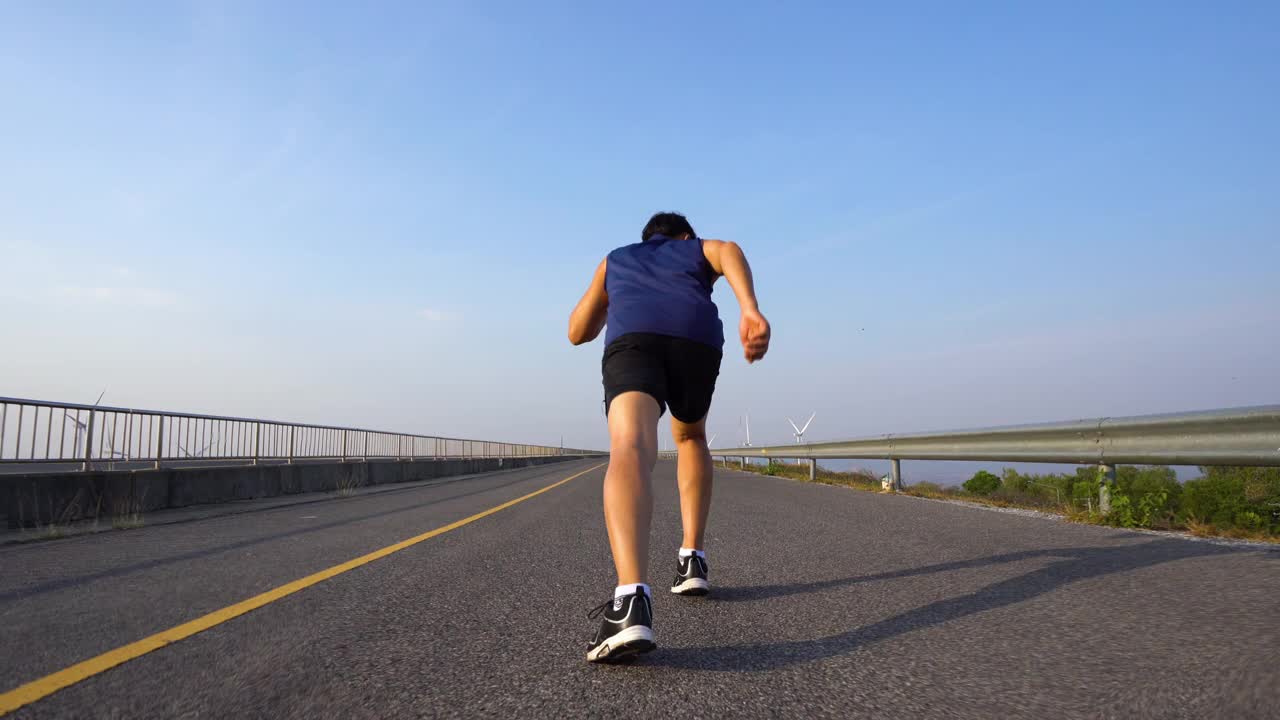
top-left (585, 590), bottom-right (656, 663)
top-left (670, 554), bottom-right (710, 596)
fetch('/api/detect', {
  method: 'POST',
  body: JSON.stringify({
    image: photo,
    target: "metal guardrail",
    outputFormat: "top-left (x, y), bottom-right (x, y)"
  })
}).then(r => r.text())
top-left (0, 396), bottom-right (598, 473)
top-left (709, 405), bottom-right (1280, 492)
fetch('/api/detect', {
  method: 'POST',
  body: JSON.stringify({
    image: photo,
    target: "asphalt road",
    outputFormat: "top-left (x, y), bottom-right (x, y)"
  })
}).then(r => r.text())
top-left (2, 459), bottom-right (1277, 718)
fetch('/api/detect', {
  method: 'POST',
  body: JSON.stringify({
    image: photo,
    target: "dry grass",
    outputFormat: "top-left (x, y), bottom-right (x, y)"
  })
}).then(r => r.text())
top-left (1217, 526), bottom-right (1280, 543)
top-left (1183, 518), bottom-right (1217, 537)
top-left (1063, 506), bottom-right (1100, 525)
top-left (1180, 518), bottom-right (1280, 544)
top-left (903, 483), bottom-right (1062, 513)
top-left (37, 523), bottom-right (67, 540)
top-left (15, 486), bottom-right (88, 541)
top-left (111, 514), bottom-right (144, 530)
top-left (717, 459), bottom-right (882, 492)
top-left (109, 487), bottom-right (148, 530)
top-left (902, 486), bottom-right (949, 500)
top-left (335, 470), bottom-right (363, 498)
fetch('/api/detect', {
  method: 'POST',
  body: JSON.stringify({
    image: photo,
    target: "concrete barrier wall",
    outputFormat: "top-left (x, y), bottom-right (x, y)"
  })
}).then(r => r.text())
top-left (1, 455), bottom-right (595, 529)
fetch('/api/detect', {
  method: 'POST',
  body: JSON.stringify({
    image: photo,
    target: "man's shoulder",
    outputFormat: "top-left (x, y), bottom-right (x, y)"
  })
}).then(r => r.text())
top-left (607, 241), bottom-right (647, 260)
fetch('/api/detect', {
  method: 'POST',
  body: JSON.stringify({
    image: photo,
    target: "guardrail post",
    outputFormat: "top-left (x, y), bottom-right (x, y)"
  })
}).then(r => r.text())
top-left (83, 409), bottom-right (95, 471)
top-left (891, 459), bottom-right (902, 492)
top-left (253, 424), bottom-right (261, 465)
top-left (808, 458), bottom-right (816, 482)
top-left (155, 415), bottom-right (164, 470)
top-left (341, 430), bottom-right (347, 463)
top-left (1098, 464), bottom-right (1116, 514)
top-left (740, 456), bottom-right (747, 470)
top-left (288, 426), bottom-right (295, 465)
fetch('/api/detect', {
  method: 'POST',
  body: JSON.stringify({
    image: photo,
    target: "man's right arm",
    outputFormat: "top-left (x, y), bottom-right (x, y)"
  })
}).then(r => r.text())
top-left (702, 239), bottom-right (771, 363)
top-left (568, 257), bottom-right (609, 346)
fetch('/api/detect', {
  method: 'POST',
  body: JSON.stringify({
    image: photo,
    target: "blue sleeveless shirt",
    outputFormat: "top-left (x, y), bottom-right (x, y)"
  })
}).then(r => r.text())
top-left (604, 235), bottom-right (724, 350)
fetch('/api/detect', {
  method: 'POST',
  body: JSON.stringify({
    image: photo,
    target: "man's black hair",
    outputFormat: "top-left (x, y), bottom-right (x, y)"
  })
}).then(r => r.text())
top-left (641, 212), bottom-right (696, 242)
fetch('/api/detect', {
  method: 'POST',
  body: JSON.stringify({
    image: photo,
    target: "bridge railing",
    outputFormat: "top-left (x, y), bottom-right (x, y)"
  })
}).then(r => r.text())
top-left (0, 396), bottom-right (596, 473)
top-left (707, 405), bottom-right (1280, 500)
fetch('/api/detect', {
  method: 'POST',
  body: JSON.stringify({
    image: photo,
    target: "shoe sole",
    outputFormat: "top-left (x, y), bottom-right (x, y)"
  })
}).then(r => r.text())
top-left (670, 577), bottom-right (710, 596)
top-left (586, 625), bottom-right (656, 663)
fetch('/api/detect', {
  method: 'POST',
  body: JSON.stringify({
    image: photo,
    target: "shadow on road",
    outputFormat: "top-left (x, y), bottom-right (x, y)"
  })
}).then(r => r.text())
top-left (647, 539), bottom-right (1275, 672)
top-left (0, 463), bottom-right (580, 603)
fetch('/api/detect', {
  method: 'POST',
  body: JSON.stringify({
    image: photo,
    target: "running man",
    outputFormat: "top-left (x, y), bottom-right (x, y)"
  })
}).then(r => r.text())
top-left (568, 211), bottom-right (770, 663)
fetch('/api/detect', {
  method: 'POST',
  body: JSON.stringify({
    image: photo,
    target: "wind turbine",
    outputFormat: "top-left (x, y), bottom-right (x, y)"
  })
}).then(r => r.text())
top-left (105, 447), bottom-right (132, 470)
top-left (742, 412), bottom-right (752, 447)
top-left (67, 389), bottom-right (107, 459)
top-left (787, 412), bottom-right (816, 444)
top-left (178, 440), bottom-right (214, 458)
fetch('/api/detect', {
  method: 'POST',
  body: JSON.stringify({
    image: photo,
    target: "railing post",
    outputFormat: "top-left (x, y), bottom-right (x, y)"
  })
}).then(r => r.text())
top-left (891, 458), bottom-right (902, 492)
top-left (155, 415), bottom-right (164, 470)
top-left (341, 430), bottom-right (347, 463)
top-left (253, 423), bottom-right (261, 465)
top-left (288, 426), bottom-right (295, 464)
top-left (83, 409), bottom-right (96, 471)
top-left (808, 458), bottom-right (816, 482)
top-left (1098, 463), bottom-right (1116, 514)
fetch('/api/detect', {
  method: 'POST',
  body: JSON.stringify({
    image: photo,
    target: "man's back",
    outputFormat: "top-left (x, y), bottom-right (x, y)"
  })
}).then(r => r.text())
top-left (604, 235), bottom-right (724, 349)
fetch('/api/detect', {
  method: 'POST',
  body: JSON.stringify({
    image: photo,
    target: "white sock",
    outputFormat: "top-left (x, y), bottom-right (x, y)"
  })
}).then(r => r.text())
top-left (678, 547), bottom-right (706, 559)
top-left (614, 583), bottom-right (650, 599)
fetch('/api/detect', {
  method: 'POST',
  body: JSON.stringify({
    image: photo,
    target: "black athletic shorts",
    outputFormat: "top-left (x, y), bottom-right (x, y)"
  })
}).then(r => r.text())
top-left (602, 333), bottom-right (723, 422)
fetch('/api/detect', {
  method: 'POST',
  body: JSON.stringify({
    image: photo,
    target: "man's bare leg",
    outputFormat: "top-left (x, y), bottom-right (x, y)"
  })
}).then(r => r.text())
top-left (604, 391), bottom-right (661, 586)
top-left (670, 415), bottom-right (712, 550)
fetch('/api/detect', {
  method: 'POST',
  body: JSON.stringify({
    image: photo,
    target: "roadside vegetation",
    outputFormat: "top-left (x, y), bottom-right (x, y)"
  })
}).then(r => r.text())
top-left (718, 459), bottom-right (1280, 542)
top-left (335, 472), bottom-right (363, 498)
top-left (111, 489), bottom-right (147, 530)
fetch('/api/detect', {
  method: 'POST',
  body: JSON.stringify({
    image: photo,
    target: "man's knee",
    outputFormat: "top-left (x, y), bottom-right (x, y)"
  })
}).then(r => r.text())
top-left (611, 433), bottom-right (655, 452)
top-left (611, 425), bottom-right (658, 454)
top-left (672, 424), bottom-right (707, 446)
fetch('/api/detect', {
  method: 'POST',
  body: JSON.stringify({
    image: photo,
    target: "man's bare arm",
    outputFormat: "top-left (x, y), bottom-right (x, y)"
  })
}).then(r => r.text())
top-left (568, 258), bottom-right (609, 345)
top-left (702, 240), bottom-right (760, 312)
top-left (702, 239), bottom-right (771, 363)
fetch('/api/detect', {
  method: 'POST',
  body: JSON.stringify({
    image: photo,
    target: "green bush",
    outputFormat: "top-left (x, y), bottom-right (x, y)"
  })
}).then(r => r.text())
top-left (1099, 466), bottom-right (1180, 528)
top-left (1071, 480), bottom-right (1097, 505)
top-left (1115, 466), bottom-right (1180, 517)
top-left (1181, 473), bottom-right (1248, 526)
top-left (996, 463), bottom-right (1277, 533)
top-left (1136, 489), bottom-right (1169, 527)
top-left (1107, 492), bottom-right (1137, 528)
top-left (1235, 511), bottom-right (1266, 532)
top-left (1001, 467), bottom-right (1028, 493)
top-left (996, 467), bottom-right (1089, 508)
top-left (963, 470), bottom-right (1001, 496)
top-left (739, 458), bottom-right (1279, 538)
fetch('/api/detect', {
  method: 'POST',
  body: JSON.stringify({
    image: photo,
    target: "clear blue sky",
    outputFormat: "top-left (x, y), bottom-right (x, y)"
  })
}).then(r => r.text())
top-left (2, 2), bottom-right (1277, 477)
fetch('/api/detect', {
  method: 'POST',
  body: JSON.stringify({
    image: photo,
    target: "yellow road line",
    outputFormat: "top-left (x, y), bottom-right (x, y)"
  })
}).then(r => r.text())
top-left (0, 462), bottom-right (606, 716)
